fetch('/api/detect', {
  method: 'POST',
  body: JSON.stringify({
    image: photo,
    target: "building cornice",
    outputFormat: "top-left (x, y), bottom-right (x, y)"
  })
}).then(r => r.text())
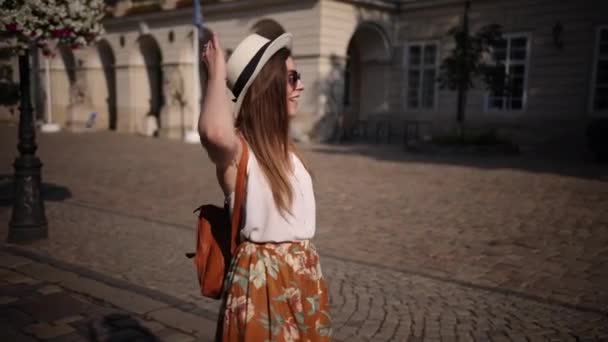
top-left (398, 0), bottom-right (466, 11)
top-left (100, 0), bottom-right (469, 32)
top-left (334, 0), bottom-right (468, 12)
top-left (103, 0), bottom-right (317, 30)
top-left (332, 0), bottom-right (400, 12)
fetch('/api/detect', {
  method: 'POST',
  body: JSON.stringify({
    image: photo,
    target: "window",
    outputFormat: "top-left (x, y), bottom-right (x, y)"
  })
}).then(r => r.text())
top-left (592, 27), bottom-right (608, 112)
top-left (487, 34), bottom-right (529, 111)
top-left (406, 42), bottom-right (438, 109)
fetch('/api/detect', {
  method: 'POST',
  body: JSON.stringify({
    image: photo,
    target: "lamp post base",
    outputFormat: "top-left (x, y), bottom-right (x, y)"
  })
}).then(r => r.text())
top-left (8, 156), bottom-right (48, 244)
top-left (41, 123), bottom-right (61, 133)
top-left (184, 130), bottom-right (200, 144)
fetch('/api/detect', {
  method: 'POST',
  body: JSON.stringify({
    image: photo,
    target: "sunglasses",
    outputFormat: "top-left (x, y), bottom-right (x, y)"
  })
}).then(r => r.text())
top-left (287, 70), bottom-right (301, 89)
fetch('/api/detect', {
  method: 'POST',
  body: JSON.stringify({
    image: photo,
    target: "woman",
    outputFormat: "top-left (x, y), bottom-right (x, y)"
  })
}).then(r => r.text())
top-left (199, 32), bottom-right (332, 341)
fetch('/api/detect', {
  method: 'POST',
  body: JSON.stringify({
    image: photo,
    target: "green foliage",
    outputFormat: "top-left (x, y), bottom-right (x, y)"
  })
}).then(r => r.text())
top-left (436, 1), bottom-right (506, 131)
top-left (437, 23), bottom-right (504, 93)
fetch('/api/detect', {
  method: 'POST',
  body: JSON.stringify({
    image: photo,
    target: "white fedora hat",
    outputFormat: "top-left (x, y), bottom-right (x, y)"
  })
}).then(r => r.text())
top-left (226, 33), bottom-right (293, 116)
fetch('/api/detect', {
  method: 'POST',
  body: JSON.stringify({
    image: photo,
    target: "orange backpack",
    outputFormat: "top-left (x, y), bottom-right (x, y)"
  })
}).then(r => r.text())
top-left (186, 136), bottom-right (248, 299)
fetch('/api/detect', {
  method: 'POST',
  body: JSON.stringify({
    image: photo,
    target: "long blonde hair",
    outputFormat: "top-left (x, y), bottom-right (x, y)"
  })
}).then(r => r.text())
top-left (235, 48), bottom-right (309, 215)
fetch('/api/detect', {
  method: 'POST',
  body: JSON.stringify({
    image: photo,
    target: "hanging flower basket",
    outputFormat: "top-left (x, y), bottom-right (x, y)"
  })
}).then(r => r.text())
top-left (0, 0), bottom-right (106, 55)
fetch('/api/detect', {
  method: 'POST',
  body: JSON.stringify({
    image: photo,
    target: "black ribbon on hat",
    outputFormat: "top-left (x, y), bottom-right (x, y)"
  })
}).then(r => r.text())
top-left (231, 41), bottom-right (272, 102)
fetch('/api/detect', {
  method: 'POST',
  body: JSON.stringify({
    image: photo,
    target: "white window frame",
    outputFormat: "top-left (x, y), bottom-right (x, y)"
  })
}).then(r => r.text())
top-left (484, 32), bottom-right (531, 113)
top-left (403, 40), bottom-right (440, 111)
top-left (590, 25), bottom-right (608, 116)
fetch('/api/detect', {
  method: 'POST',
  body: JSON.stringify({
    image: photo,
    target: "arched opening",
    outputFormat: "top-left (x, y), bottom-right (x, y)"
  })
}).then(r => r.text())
top-left (59, 45), bottom-right (77, 84)
top-left (251, 19), bottom-right (285, 40)
top-left (97, 40), bottom-right (117, 130)
top-left (59, 45), bottom-right (91, 129)
top-left (138, 35), bottom-right (164, 134)
top-left (344, 23), bottom-right (392, 139)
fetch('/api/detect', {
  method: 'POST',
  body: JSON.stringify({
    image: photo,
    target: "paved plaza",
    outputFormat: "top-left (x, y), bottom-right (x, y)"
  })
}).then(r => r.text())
top-left (1, 124), bottom-right (608, 341)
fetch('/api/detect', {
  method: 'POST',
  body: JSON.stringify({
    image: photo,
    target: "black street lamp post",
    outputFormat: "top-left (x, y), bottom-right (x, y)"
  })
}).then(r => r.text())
top-left (8, 45), bottom-right (48, 243)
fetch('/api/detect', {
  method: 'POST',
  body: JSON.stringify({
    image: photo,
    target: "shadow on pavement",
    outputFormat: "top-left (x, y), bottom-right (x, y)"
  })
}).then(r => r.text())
top-left (306, 143), bottom-right (608, 181)
top-left (88, 313), bottom-right (161, 342)
top-left (0, 175), bottom-right (73, 207)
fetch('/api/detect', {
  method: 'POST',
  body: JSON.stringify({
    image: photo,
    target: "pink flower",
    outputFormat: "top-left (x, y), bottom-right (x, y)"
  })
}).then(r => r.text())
top-left (5, 23), bottom-right (19, 32)
top-left (42, 50), bottom-right (55, 58)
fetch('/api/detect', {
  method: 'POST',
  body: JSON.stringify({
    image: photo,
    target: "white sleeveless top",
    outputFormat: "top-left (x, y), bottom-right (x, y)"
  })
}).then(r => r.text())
top-left (228, 151), bottom-right (316, 243)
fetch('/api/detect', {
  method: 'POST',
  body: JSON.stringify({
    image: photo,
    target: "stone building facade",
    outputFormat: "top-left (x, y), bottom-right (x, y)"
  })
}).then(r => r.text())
top-left (6, 0), bottom-right (608, 146)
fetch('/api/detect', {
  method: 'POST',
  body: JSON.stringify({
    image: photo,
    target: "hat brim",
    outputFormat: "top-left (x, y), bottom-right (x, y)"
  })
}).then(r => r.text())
top-left (233, 33), bottom-right (293, 117)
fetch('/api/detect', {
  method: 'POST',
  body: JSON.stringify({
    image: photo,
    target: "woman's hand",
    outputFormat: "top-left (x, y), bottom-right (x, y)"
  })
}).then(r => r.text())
top-left (198, 32), bottom-right (238, 169)
top-left (202, 33), bottom-right (227, 82)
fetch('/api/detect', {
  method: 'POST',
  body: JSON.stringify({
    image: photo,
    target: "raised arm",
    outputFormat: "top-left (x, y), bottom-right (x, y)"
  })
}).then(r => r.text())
top-left (199, 33), bottom-right (239, 169)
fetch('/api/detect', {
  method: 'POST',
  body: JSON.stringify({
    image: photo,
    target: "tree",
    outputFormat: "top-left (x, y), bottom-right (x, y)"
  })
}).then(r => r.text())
top-left (437, 0), bottom-right (503, 137)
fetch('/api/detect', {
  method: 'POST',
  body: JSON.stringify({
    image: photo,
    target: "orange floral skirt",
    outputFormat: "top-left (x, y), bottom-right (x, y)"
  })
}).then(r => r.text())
top-left (216, 240), bottom-right (332, 341)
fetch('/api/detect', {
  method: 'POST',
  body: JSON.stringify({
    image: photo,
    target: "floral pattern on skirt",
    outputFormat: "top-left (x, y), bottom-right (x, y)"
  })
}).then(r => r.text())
top-left (217, 240), bottom-right (332, 342)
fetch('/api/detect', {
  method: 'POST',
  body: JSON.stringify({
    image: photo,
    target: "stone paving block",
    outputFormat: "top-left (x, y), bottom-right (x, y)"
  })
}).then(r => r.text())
top-left (490, 335), bottom-right (512, 342)
top-left (60, 275), bottom-right (167, 315)
top-left (508, 333), bottom-right (529, 342)
top-left (333, 326), bottom-right (356, 341)
top-left (136, 318), bottom-right (167, 333)
top-left (17, 262), bottom-right (80, 285)
top-left (17, 292), bottom-right (91, 322)
top-left (440, 327), bottom-right (456, 338)
top-left (160, 330), bottom-right (198, 342)
top-left (86, 305), bottom-right (126, 319)
top-left (359, 319), bottom-right (381, 338)
top-left (0, 282), bottom-right (43, 298)
top-left (46, 332), bottom-right (89, 342)
top-left (69, 318), bottom-right (96, 339)
top-left (24, 322), bottom-right (75, 340)
top-left (425, 329), bottom-right (441, 339)
top-left (0, 323), bottom-right (37, 342)
top-left (526, 334), bottom-right (551, 342)
top-left (0, 307), bottom-right (35, 328)
top-left (96, 328), bottom-right (160, 342)
top-left (38, 285), bottom-right (63, 295)
top-left (55, 315), bottom-right (85, 325)
top-left (0, 252), bottom-right (33, 269)
top-left (424, 337), bottom-right (442, 342)
top-left (0, 269), bottom-right (39, 285)
top-left (146, 307), bottom-right (216, 339)
top-left (16, 276), bottom-right (41, 286)
top-left (0, 295), bottom-right (18, 304)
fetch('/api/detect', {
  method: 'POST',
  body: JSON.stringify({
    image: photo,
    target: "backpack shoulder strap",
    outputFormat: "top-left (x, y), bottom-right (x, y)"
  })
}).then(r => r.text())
top-left (230, 135), bottom-right (249, 253)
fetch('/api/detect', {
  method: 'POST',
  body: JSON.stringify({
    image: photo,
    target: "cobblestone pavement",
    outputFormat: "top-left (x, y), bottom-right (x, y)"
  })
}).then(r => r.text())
top-left (0, 249), bottom-right (214, 341)
top-left (1, 125), bottom-right (608, 340)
